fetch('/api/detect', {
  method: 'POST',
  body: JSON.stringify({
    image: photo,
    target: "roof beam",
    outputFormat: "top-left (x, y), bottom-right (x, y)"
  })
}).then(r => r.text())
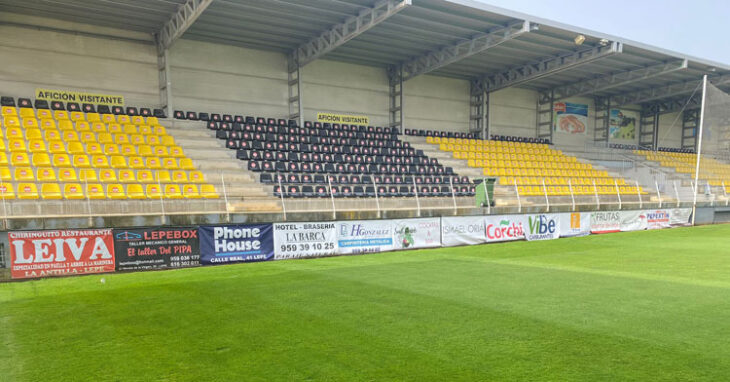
top-left (293, 0), bottom-right (411, 68)
top-left (399, 20), bottom-right (532, 82)
top-left (479, 41), bottom-right (622, 93)
top-left (551, 59), bottom-right (688, 101)
top-left (156, 0), bottom-right (213, 52)
top-left (611, 73), bottom-right (730, 106)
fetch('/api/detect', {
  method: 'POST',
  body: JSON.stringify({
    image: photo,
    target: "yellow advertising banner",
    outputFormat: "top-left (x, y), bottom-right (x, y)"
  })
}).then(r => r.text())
top-left (316, 112), bottom-right (369, 126)
top-left (35, 88), bottom-right (125, 107)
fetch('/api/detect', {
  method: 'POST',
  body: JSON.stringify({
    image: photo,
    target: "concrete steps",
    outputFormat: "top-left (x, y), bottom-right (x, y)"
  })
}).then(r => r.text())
top-left (404, 136), bottom-right (484, 179)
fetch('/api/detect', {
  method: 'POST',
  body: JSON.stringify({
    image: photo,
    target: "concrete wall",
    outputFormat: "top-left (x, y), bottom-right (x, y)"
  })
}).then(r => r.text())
top-left (489, 87), bottom-right (536, 139)
top-left (403, 75), bottom-right (469, 133)
top-left (656, 112), bottom-right (683, 148)
top-left (0, 13), bottom-right (158, 107)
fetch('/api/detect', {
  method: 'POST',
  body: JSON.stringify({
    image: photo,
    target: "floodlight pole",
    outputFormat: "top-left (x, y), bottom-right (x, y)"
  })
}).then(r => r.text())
top-left (541, 178), bottom-right (549, 212)
top-left (691, 74), bottom-right (708, 225)
top-left (513, 178), bottom-right (521, 213)
top-left (614, 179), bottom-right (621, 210)
top-left (636, 180), bottom-right (643, 209)
top-left (655, 180), bottom-right (662, 209)
top-left (568, 179), bottom-right (575, 211)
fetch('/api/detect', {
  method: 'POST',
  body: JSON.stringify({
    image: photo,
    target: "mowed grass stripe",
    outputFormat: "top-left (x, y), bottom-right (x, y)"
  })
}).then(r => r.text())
top-left (1, 224), bottom-right (729, 381)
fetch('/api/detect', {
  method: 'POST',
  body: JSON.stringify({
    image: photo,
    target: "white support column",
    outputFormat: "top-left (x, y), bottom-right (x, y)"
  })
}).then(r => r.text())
top-left (287, 54), bottom-right (304, 127)
top-left (389, 66), bottom-right (404, 131)
top-left (157, 48), bottom-right (172, 117)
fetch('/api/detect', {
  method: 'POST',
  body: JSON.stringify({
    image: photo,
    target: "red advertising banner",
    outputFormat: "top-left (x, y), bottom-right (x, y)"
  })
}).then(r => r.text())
top-left (10, 229), bottom-right (115, 279)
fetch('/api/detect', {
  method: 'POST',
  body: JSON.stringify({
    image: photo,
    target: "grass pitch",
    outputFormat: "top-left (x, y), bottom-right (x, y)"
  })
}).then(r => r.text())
top-left (1, 224), bottom-right (730, 381)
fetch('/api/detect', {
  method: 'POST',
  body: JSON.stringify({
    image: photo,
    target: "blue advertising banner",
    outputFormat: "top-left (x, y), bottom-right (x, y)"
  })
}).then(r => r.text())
top-left (199, 224), bottom-right (274, 265)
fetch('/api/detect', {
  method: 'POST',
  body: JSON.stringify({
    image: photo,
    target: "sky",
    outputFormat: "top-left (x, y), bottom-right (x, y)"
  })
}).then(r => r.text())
top-left (475, 0), bottom-right (730, 66)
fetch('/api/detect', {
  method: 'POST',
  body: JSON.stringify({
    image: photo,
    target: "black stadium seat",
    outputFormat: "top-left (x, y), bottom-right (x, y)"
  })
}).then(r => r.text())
top-left (0, 96), bottom-right (15, 107)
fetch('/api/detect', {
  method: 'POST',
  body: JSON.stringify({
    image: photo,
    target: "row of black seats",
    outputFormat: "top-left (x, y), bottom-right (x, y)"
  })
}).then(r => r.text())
top-left (405, 129), bottom-right (476, 139)
top-left (248, 161), bottom-right (450, 175)
top-left (489, 135), bottom-right (551, 144)
top-left (609, 143), bottom-right (638, 150)
top-left (222, 135), bottom-right (407, 149)
top-left (238, 150), bottom-right (435, 166)
top-left (275, 184), bottom-right (476, 198)
top-left (208, 120), bottom-right (399, 135)
top-left (657, 147), bottom-right (694, 154)
top-left (261, 173), bottom-right (468, 186)
top-left (234, 144), bottom-right (419, 157)
top-left (0, 97), bottom-right (165, 118)
top-left (210, 122), bottom-right (399, 140)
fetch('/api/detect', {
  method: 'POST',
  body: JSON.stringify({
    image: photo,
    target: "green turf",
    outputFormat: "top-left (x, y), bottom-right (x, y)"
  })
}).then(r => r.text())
top-left (2, 224), bottom-right (730, 381)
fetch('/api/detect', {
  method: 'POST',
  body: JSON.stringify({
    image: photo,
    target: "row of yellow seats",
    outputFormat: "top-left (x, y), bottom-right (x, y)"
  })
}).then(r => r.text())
top-left (454, 151), bottom-right (576, 163)
top-left (427, 136), bottom-right (549, 149)
top-left (499, 176), bottom-right (628, 186)
top-left (483, 167), bottom-right (609, 178)
top-left (516, 185), bottom-right (644, 196)
top-left (0, 182), bottom-right (216, 200)
top-left (1, 167), bottom-right (204, 183)
top-left (470, 159), bottom-right (595, 171)
top-left (0, 152), bottom-right (194, 170)
top-left (439, 143), bottom-right (558, 156)
top-left (1, 140), bottom-right (182, 157)
top-left (2, 118), bottom-right (167, 135)
top-left (2, 131), bottom-right (174, 149)
top-left (1, 107), bottom-right (159, 125)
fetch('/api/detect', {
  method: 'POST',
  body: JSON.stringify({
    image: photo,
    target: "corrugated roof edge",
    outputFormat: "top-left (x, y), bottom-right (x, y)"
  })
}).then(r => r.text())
top-left (443, 0), bottom-right (730, 72)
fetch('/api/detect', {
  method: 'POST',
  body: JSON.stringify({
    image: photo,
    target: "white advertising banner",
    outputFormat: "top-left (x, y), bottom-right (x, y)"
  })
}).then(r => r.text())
top-left (644, 209), bottom-right (671, 230)
top-left (484, 215), bottom-right (525, 243)
top-left (590, 211), bottom-right (621, 234)
top-left (441, 216), bottom-right (486, 247)
top-left (619, 210), bottom-right (648, 232)
top-left (274, 222), bottom-right (338, 260)
top-left (558, 212), bottom-right (591, 237)
top-left (669, 208), bottom-right (693, 227)
top-left (336, 220), bottom-right (394, 255)
top-left (391, 218), bottom-right (441, 250)
top-left (519, 214), bottom-right (561, 241)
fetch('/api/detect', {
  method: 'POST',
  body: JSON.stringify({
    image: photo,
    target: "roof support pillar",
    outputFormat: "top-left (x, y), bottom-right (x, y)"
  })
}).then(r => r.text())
top-left (287, 54), bottom-right (304, 127)
top-left (594, 96), bottom-right (611, 144)
top-left (536, 90), bottom-right (554, 142)
top-left (470, 79), bottom-right (489, 139)
top-left (388, 66), bottom-right (404, 131)
top-left (157, 49), bottom-right (172, 118)
top-left (639, 105), bottom-right (660, 149)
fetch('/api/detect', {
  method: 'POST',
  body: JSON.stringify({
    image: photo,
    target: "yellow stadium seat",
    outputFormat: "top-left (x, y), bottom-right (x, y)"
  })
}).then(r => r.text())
top-left (70, 111), bottom-right (85, 121)
top-left (0, 183), bottom-right (16, 199)
top-left (17, 183), bottom-right (39, 199)
top-left (107, 123), bottom-right (121, 134)
top-left (161, 136), bottom-right (174, 146)
top-left (36, 109), bottom-right (51, 119)
top-left (139, 125), bottom-right (152, 135)
top-left (117, 115), bottom-right (130, 124)
top-left (179, 158), bottom-right (195, 170)
top-left (110, 155), bottom-right (127, 169)
top-left (78, 169), bottom-right (98, 183)
top-left (121, 144), bottom-right (136, 156)
top-left (86, 184), bottom-right (105, 199)
top-left (49, 145), bottom-right (67, 160)
top-left (127, 184), bottom-right (146, 199)
top-left (80, 131), bottom-right (96, 143)
top-left (153, 125), bottom-right (166, 135)
top-left (67, 141), bottom-right (85, 155)
top-left (189, 171), bottom-right (205, 183)
top-left (63, 183), bottom-right (84, 199)
top-left (114, 134), bottom-right (130, 145)
top-left (145, 184), bottom-right (162, 199)
top-left (182, 184), bottom-right (200, 199)
top-left (44, 129), bottom-right (62, 141)
top-left (3, 116), bottom-right (20, 128)
top-left (101, 114), bottom-right (116, 123)
top-left (28, 140), bottom-right (47, 153)
top-left (41, 183), bottom-right (62, 200)
top-left (58, 168), bottom-right (78, 182)
top-left (73, 155), bottom-right (91, 168)
top-left (63, 130), bottom-right (79, 141)
top-left (153, 146), bottom-right (169, 156)
top-left (22, 118), bottom-right (39, 129)
top-left (75, 121), bottom-right (90, 131)
top-left (201, 184), bottom-right (218, 198)
top-left (146, 157), bottom-right (162, 169)
top-left (57, 120), bottom-right (73, 130)
top-left (102, 144), bottom-right (120, 156)
top-left (137, 145), bottom-right (153, 157)
top-left (52, 154), bottom-right (72, 167)
top-left (14, 167), bottom-right (35, 181)
top-left (137, 170), bottom-right (154, 183)
top-left (155, 170), bottom-right (171, 183)
top-left (87, 113), bottom-right (101, 123)
top-left (106, 184), bottom-right (126, 199)
top-left (0, 140), bottom-right (9, 151)
top-left (164, 184), bottom-right (183, 199)
top-left (172, 170), bottom-right (188, 183)
top-left (25, 128), bottom-right (42, 140)
top-left (130, 134), bottom-right (145, 145)
top-left (147, 117), bottom-right (159, 125)
top-left (32, 153), bottom-right (51, 167)
top-left (132, 116), bottom-right (145, 125)
top-left (162, 157), bottom-right (178, 170)
top-left (19, 108), bottom-right (35, 118)
top-left (0, 168), bottom-right (10, 181)
top-left (99, 169), bottom-right (117, 183)
top-left (91, 155), bottom-right (110, 169)
top-left (124, 124), bottom-right (138, 135)
top-left (98, 133), bottom-right (113, 144)
top-left (91, 122), bottom-right (107, 133)
top-left (8, 139), bottom-right (26, 152)
top-left (146, 135), bottom-right (161, 146)
top-left (128, 156), bottom-right (145, 169)
top-left (6, 127), bottom-right (23, 139)
top-left (86, 142), bottom-right (103, 155)
top-left (1, 106), bottom-right (16, 116)
top-left (11, 153), bottom-right (29, 166)
top-left (118, 169), bottom-right (136, 183)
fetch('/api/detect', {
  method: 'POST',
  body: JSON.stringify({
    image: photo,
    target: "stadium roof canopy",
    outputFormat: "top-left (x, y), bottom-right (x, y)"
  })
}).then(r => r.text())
top-left (4, 0), bottom-right (729, 112)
